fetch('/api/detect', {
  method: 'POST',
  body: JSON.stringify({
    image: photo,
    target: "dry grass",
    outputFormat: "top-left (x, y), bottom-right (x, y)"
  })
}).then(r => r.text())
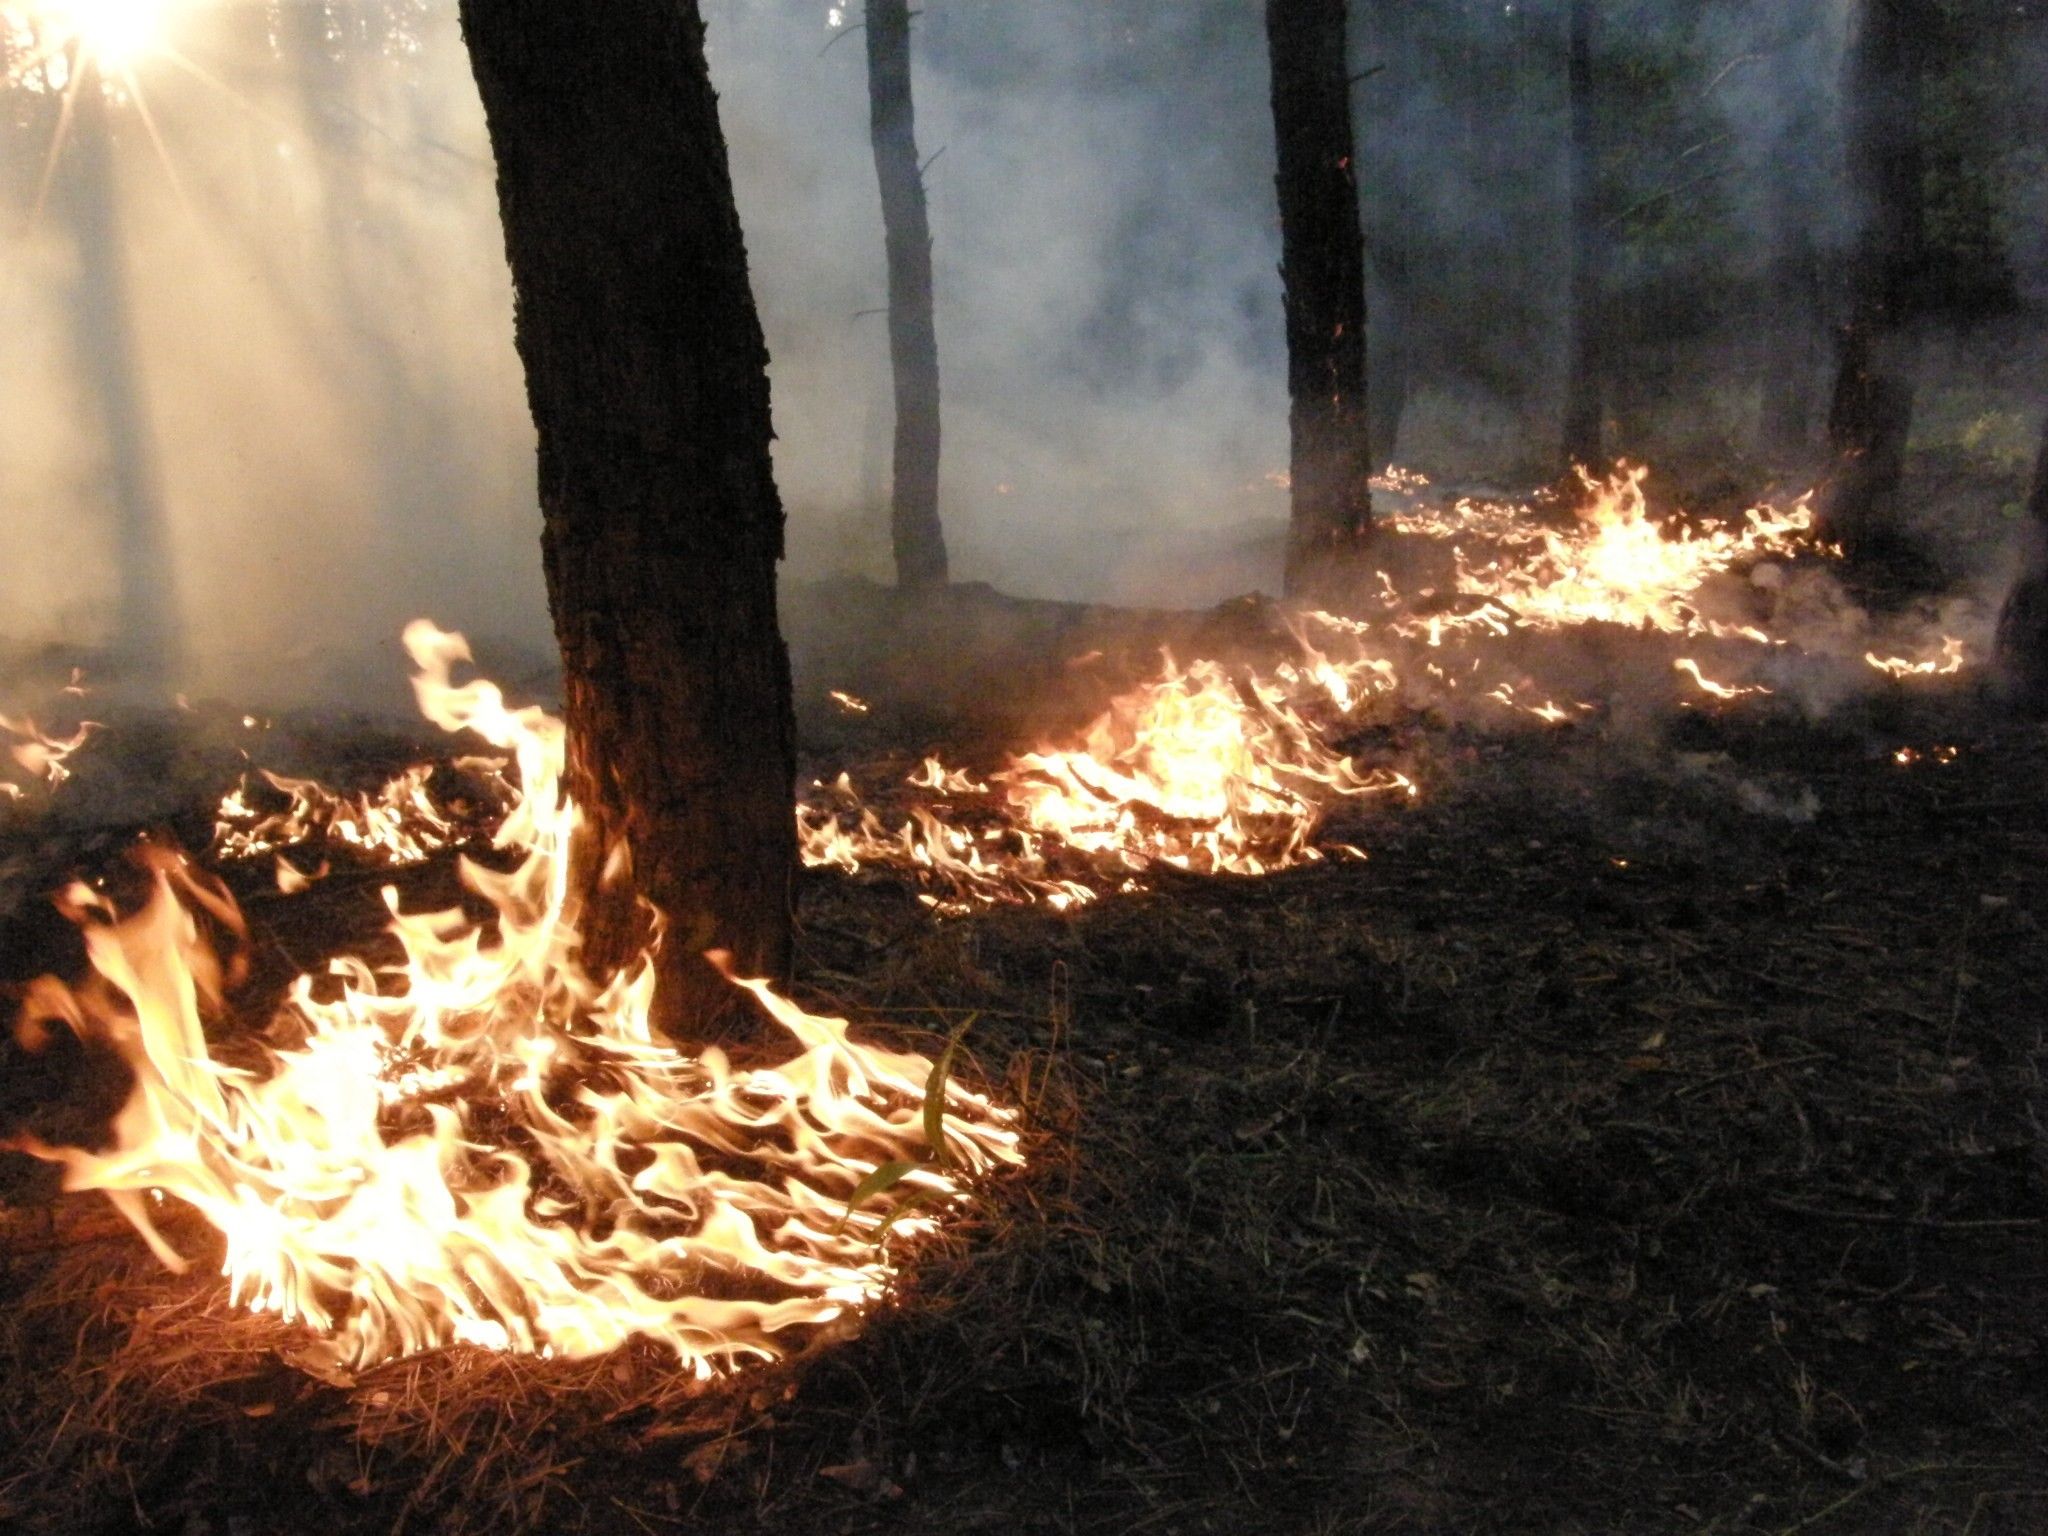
top-left (3, 683), bottom-right (2046, 1534)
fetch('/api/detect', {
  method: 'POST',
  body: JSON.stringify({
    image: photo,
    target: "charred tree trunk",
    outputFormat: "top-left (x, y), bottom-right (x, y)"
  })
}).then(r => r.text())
top-left (1560, 0), bottom-right (1604, 477)
top-left (1267, 0), bottom-right (1373, 598)
top-left (1992, 416), bottom-right (2048, 707)
top-left (67, 58), bottom-right (181, 687)
top-left (866, 0), bottom-right (947, 591)
top-left (1819, 0), bottom-right (1929, 570)
top-left (457, 0), bottom-right (797, 1033)
top-left (1362, 0), bottom-right (1410, 467)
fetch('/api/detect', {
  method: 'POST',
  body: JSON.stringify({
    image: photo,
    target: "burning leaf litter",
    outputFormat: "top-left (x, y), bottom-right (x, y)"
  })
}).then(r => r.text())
top-left (8, 623), bottom-right (1021, 1375)
top-left (187, 468), bottom-right (1977, 916)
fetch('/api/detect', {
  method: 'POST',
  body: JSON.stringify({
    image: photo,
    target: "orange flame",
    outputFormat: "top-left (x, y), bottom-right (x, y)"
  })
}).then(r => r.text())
top-left (10, 623), bottom-right (1020, 1374)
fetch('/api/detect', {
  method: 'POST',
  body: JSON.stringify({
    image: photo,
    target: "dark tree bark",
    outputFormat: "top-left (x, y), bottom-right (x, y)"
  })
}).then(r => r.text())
top-left (1267, 0), bottom-right (1373, 598)
top-left (67, 57), bottom-right (181, 687)
top-left (1362, 0), bottom-right (1411, 467)
top-left (1560, 0), bottom-right (1605, 476)
top-left (1992, 416), bottom-right (2048, 707)
top-left (457, 0), bottom-right (797, 1032)
top-left (1818, 0), bottom-right (1930, 568)
top-left (866, 0), bottom-right (948, 590)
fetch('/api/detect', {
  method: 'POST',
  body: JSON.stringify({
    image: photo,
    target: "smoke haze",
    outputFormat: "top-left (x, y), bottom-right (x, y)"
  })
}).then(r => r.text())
top-left (1, 0), bottom-right (2042, 707)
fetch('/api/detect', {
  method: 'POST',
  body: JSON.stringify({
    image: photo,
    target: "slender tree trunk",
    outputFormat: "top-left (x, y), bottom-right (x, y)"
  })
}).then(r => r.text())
top-left (1560, 0), bottom-right (1604, 476)
top-left (1819, 0), bottom-right (1929, 569)
top-left (67, 58), bottom-right (181, 687)
top-left (1759, 178), bottom-right (1822, 458)
top-left (1362, 0), bottom-right (1410, 467)
top-left (1993, 415), bottom-right (2048, 707)
top-left (866, 0), bottom-right (947, 590)
top-left (1267, 0), bottom-right (1373, 598)
top-left (457, 0), bottom-right (796, 1033)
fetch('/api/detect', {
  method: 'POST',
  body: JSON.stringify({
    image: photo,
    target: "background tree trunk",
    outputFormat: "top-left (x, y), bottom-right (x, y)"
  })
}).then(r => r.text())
top-left (867, 0), bottom-right (948, 591)
top-left (1267, 0), bottom-right (1373, 598)
top-left (1819, 0), bottom-right (1929, 570)
top-left (67, 57), bottom-right (181, 688)
top-left (1757, 9), bottom-right (1825, 462)
top-left (1560, 0), bottom-right (1604, 476)
top-left (1993, 415), bottom-right (2048, 707)
top-left (457, 0), bottom-right (797, 1033)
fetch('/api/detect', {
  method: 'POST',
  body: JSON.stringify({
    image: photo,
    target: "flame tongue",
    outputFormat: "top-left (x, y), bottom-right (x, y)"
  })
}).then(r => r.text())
top-left (14, 623), bottom-right (1019, 1374)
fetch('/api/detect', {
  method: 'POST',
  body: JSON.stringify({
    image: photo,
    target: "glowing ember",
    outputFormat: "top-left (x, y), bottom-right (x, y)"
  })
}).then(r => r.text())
top-left (828, 689), bottom-right (872, 715)
top-left (1892, 744), bottom-right (1960, 768)
top-left (10, 624), bottom-right (1020, 1374)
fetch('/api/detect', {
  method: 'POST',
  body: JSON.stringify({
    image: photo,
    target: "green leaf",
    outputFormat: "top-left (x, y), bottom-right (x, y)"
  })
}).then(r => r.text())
top-left (835, 1159), bottom-right (920, 1236)
top-left (922, 1016), bottom-right (975, 1167)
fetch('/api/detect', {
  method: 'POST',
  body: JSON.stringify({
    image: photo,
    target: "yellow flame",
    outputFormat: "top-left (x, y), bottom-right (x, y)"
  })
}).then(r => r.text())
top-left (11, 623), bottom-right (1020, 1374)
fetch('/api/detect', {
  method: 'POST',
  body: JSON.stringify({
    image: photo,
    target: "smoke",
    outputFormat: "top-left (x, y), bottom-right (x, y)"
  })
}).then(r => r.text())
top-left (0, 0), bottom-right (2041, 710)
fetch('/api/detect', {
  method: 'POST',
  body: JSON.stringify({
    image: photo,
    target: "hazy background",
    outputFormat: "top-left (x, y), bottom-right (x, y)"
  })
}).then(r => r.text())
top-left (1, 0), bottom-right (2043, 706)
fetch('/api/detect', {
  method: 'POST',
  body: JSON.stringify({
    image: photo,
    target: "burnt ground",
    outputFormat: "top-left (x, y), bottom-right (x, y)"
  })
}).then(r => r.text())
top-left (1, 666), bottom-right (2045, 1534)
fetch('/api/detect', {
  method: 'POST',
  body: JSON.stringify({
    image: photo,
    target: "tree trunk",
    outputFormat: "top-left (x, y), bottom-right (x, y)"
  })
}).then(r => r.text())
top-left (1758, 182), bottom-right (1822, 459)
top-left (1560, 0), bottom-right (1604, 477)
top-left (866, 0), bottom-right (948, 591)
top-left (457, 0), bottom-right (797, 1034)
top-left (1362, 0), bottom-right (1410, 468)
top-left (67, 57), bottom-right (181, 688)
top-left (1819, 0), bottom-right (1929, 569)
top-left (1267, 0), bottom-right (1373, 599)
top-left (1993, 415), bottom-right (2048, 708)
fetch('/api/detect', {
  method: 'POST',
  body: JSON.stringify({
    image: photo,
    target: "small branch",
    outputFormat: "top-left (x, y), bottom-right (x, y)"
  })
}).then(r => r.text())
top-left (1766, 1200), bottom-right (2041, 1232)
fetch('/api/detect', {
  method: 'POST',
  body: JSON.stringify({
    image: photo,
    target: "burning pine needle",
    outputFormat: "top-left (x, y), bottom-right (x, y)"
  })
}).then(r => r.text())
top-left (9, 623), bottom-right (1022, 1376)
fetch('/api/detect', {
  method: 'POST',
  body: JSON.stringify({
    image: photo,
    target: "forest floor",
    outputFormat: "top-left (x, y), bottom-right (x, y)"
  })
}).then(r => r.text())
top-left (1, 610), bottom-right (2045, 1534)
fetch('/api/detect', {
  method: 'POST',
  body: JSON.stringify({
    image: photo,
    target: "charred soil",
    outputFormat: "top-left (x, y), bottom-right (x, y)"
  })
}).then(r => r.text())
top-left (1, 667), bottom-right (2044, 1535)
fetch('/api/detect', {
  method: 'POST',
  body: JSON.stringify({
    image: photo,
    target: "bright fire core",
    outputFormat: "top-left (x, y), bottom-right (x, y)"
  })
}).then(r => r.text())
top-left (11, 624), bottom-right (1021, 1375)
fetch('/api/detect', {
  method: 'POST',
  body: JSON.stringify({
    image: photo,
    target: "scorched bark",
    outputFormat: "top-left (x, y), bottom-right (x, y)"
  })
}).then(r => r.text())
top-left (1267, 0), bottom-right (1374, 598)
top-left (457, 0), bottom-right (797, 1031)
top-left (1820, 0), bottom-right (1931, 569)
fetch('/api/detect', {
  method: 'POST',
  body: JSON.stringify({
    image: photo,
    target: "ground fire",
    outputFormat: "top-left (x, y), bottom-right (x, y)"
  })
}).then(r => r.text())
top-left (12, 624), bottom-right (1020, 1374)
top-left (2, 1), bottom-right (2044, 1533)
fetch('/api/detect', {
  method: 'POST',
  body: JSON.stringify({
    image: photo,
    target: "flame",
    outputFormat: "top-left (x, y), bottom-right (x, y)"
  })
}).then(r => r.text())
top-left (1865, 636), bottom-right (1968, 678)
top-left (1441, 466), bottom-right (1811, 639)
top-left (1673, 658), bottom-right (1772, 701)
top-left (213, 759), bottom-right (512, 866)
top-left (800, 652), bottom-right (1416, 912)
top-left (10, 623), bottom-right (1020, 1374)
top-left (2, 707), bottom-right (98, 793)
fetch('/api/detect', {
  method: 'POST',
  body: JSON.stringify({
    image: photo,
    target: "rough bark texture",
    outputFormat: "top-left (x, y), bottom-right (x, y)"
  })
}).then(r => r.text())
top-left (1819, 0), bottom-right (1929, 567)
top-left (1267, 0), bottom-right (1373, 599)
top-left (1560, 0), bottom-right (1605, 476)
top-left (867, 0), bottom-right (948, 591)
top-left (1362, 0), bottom-right (1410, 467)
top-left (457, 0), bottom-right (797, 1033)
top-left (1992, 415), bottom-right (2048, 708)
